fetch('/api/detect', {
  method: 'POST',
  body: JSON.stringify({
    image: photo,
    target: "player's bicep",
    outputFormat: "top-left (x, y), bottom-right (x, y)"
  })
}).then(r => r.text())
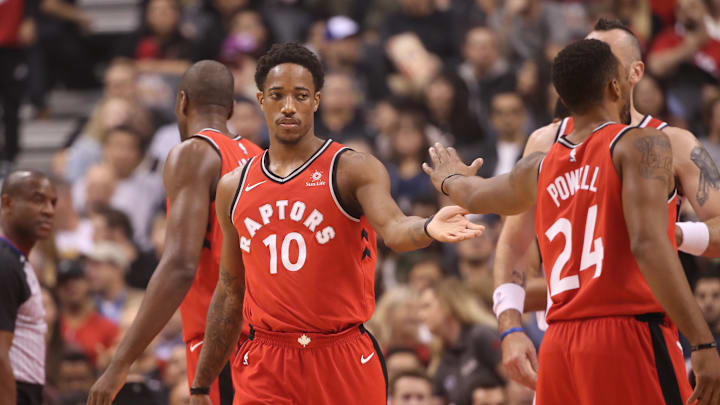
top-left (668, 129), bottom-right (720, 219)
top-left (522, 123), bottom-right (558, 158)
top-left (616, 129), bottom-right (674, 241)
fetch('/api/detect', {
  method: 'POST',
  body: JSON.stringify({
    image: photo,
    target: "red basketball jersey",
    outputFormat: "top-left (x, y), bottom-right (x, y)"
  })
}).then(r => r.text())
top-left (230, 140), bottom-right (378, 333)
top-left (557, 114), bottom-right (668, 139)
top-left (178, 129), bottom-right (262, 342)
top-left (536, 122), bottom-right (678, 323)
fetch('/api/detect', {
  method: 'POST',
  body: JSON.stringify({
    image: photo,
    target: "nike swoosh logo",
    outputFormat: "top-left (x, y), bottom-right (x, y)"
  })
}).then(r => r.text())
top-left (245, 181), bottom-right (267, 192)
top-left (190, 341), bottom-right (203, 352)
top-left (360, 352), bottom-right (375, 364)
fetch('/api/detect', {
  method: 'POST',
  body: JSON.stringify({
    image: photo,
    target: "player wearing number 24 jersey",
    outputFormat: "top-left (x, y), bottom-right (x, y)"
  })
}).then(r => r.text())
top-left (423, 39), bottom-right (720, 405)
top-left (189, 43), bottom-right (485, 405)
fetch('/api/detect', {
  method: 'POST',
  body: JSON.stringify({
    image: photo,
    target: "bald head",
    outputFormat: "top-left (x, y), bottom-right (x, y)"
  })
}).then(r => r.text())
top-left (178, 60), bottom-right (234, 112)
top-left (1, 170), bottom-right (51, 198)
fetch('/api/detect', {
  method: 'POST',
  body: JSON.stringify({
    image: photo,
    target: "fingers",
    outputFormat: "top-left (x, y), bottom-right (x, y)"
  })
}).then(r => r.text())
top-left (422, 162), bottom-right (433, 176)
top-left (428, 146), bottom-right (440, 166)
top-left (470, 158), bottom-right (485, 173)
top-left (463, 222), bottom-right (485, 231)
top-left (528, 347), bottom-right (539, 372)
top-left (438, 205), bottom-right (469, 218)
top-left (688, 383), bottom-right (705, 405)
top-left (505, 356), bottom-right (537, 389)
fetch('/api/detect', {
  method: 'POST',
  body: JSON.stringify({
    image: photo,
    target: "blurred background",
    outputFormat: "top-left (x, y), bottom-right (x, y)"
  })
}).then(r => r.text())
top-left (1, 0), bottom-right (720, 404)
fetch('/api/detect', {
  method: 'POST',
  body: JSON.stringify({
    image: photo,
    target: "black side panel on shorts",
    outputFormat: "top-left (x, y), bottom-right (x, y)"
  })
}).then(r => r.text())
top-left (635, 313), bottom-right (683, 405)
top-left (218, 362), bottom-right (234, 405)
top-left (360, 325), bottom-right (388, 401)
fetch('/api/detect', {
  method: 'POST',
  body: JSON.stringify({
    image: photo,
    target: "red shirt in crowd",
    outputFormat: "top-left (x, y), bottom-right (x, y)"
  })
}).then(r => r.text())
top-left (60, 312), bottom-right (118, 365)
top-left (650, 24), bottom-right (720, 79)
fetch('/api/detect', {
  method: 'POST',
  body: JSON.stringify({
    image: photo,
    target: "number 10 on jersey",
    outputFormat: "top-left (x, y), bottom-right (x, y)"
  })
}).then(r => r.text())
top-left (262, 232), bottom-right (307, 274)
top-left (545, 205), bottom-right (604, 297)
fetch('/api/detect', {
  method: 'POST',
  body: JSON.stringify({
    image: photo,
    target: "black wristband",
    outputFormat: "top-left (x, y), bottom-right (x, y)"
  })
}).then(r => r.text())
top-left (691, 341), bottom-right (718, 352)
top-left (190, 387), bottom-right (211, 396)
top-left (424, 215), bottom-right (435, 240)
top-left (441, 174), bottom-right (463, 196)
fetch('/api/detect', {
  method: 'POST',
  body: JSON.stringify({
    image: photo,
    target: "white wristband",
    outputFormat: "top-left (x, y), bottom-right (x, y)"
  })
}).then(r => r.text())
top-left (676, 221), bottom-right (710, 256)
top-left (492, 283), bottom-right (526, 318)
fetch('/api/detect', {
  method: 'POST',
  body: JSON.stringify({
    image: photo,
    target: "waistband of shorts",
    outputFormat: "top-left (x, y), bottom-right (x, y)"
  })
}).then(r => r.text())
top-left (549, 312), bottom-right (670, 326)
top-left (247, 324), bottom-right (366, 349)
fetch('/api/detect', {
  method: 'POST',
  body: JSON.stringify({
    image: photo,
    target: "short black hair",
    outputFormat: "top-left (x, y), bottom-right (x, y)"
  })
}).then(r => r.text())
top-left (593, 17), bottom-right (642, 61)
top-left (255, 42), bottom-right (324, 92)
top-left (389, 369), bottom-right (432, 396)
top-left (695, 270), bottom-right (720, 290)
top-left (95, 206), bottom-right (134, 240)
top-left (552, 39), bottom-right (620, 114)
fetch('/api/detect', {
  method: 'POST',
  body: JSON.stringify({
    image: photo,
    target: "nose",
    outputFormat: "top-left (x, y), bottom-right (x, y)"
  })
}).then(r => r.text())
top-left (281, 95), bottom-right (296, 116)
top-left (42, 200), bottom-right (55, 217)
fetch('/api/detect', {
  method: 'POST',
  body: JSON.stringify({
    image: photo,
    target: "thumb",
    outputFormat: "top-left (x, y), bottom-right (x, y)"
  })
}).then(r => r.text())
top-left (528, 347), bottom-right (539, 372)
top-left (422, 162), bottom-right (433, 176)
top-left (470, 158), bottom-right (484, 173)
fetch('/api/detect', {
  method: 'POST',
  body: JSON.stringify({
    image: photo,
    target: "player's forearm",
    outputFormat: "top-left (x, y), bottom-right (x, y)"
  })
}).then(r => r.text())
top-left (445, 174), bottom-right (530, 215)
top-left (647, 45), bottom-right (696, 78)
top-left (193, 284), bottom-right (243, 388)
top-left (702, 217), bottom-right (720, 257)
top-left (108, 259), bottom-right (196, 370)
top-left (632, 236), bottom-right (714, 344)
top-left (0, 354), bottom-right (16, 405)
top-left (381, 216), bottom-right (432, 252)
top-left (493, 212), bottom-right (536, 288)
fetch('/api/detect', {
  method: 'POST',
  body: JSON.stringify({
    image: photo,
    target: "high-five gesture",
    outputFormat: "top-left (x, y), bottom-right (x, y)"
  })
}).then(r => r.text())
top-left (426, 205), bottom-right (486, 243)
top-left (422, 143), bottom-right (484, 195)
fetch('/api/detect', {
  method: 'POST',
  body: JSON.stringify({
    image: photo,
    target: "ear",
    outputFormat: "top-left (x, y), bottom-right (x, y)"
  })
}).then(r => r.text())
top-left (179, 90), bottom-right (189, 115)
top-left (313, 91), bottom-right (321, 113)
top-left (629, 61), bottom-right (644, 86)
top-left (1, 194), bottom-right (11, 212)
top-left (609, 79), bottom-right (622, 101)
top-left (256, 91), bottom-right (264, 110)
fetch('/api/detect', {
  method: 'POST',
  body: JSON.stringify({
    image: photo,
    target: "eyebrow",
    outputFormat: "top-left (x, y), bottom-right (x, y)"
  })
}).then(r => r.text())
top-left (267, 86), bottom-right (311, 92)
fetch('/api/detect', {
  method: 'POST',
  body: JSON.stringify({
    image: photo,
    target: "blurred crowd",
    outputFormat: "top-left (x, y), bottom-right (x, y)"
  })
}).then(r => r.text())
top-left (2, 0), bottom-right (720, 404)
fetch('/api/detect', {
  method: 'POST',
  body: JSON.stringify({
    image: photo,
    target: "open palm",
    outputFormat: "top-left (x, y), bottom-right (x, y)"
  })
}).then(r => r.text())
top-left (427, 205), bottom-right (485, 242)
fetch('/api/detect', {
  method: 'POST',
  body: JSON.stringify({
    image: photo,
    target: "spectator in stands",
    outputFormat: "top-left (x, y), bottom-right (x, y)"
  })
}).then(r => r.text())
top-left (29, 0), bottom-right (98, 117)
top-left (103, 58), bottom-right (138, 101)
top-left (458, 27), bottom-right (516, 135)
top-left (320, 15), bottom-right (389, 103)
top-left (382, 0), bottom-right (459, 62)
top-left (221, 9), bottom-right (271, 60)
top-left (489, 92), bottom-right (528, 176)
top-left (694, 272), bottom-right (720, 342)
top-left (90, 126), bottom-right (163, 248)
top-left (191, 0), bottom-right (251, 61)
top-left (315, 72), bottom-right (371, 143)
top-left (368, 287), bottom-right (429, 362)
top-left (0, 0), bottom-right (36, 173)
top-left (648, 0), bottom-right (720, 124)
top-left (41, 285), bottom-right (64, 390)
top-left (84, 242), bottom-right (142, 324)
top-left (169, 380), bottom-right (190, 405)
top-left (423, 71), bottom-right (492, 174)
top-left (80, 164), bottom-right (117, 216)
top-left (90, 207), bottom-right (158, 289)
top-left (386, 108), bottom-right (434, 213)
top-left (634, 75), bottom-right (668, 120)
top-left (471, 380), bottom-right (507, 405)
top-left (56, 350), bottom-right (96, 404)
top-left (418, 278), bottom-right (500, 405)
top-left (56, 259), bottom-right (118, 366)
top-left (54, 179), bottom-right (94, 258)
top-left (389, 369), bottom-right (434, 405)
top-left (702, 95), bottom-right (720, 165)
top-left (456, 215), bottom-right (500, 307)
top-left (162, 345), bottom-right (187, 389)
top-left (369, 98), bottom-right (401, 161)
top-left (228, 95), bottom-right (267, 147)
top-left (385, 347), bottom-right (425, 382)
top-left (407, 254), bottom-right (444, 292)
top-left (118, 0), bottom-right (192, 76)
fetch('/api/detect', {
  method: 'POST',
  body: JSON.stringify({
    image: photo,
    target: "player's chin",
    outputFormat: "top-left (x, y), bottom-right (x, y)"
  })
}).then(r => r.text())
top-left (275, 129), bottom-right (305, 145)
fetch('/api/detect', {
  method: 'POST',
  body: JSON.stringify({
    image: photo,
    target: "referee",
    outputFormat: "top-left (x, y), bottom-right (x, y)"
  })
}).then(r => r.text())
top-left (0, 171), bottom-right (56, 405)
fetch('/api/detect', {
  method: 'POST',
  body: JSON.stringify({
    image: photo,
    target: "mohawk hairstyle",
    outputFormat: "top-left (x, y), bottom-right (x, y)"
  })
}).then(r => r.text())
top-left (593, 17), bottom-right (642, 61)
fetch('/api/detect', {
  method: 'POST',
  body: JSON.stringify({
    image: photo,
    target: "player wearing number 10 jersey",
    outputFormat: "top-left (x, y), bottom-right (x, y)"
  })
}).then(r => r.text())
top-left (424, 39), bottom-right (720, 405)
top-left (189, 43), bottom-right (485, 405)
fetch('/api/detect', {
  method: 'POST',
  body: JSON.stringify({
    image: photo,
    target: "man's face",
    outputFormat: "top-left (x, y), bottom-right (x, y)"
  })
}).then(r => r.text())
top-left (58, 278), bottom-right (90, 307)
top-left (2, 177), bottom-right (57, 240)
top-left (104, 130), bottom-right (142, 178)
top-left (391, 376), bottom-right (433, 405)
top-left (85, 259), bottom-right (121, 293)
top-left (58, 359), bottom-right (95, 393)
top-left (587, 29), bottom-right (644, 89)
top-left (615, 62), bottom-right (633, 125)
top-left (257, 63), bottom-right (319, 145)
top-left (490, 93), bottom-right (526, 140)
top-left (464, 28), bottom-right (497, 72)
top-left (695, 278), bottom-right (720, 326)
top-left (472, 387), bottom-right (507, 405)
top-left (321, 74), bottom-right (357, 114)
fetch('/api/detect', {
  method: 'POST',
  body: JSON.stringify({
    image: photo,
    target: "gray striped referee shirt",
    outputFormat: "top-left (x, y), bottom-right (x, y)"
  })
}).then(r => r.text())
top-left (0, 238), bottom-right (46, 385)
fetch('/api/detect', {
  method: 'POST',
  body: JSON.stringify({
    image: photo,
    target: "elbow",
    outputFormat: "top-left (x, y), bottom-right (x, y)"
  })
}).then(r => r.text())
top-left (162, 257), bottom-right (198, 286)
top-left (629, 234), bottom-right (662, 263)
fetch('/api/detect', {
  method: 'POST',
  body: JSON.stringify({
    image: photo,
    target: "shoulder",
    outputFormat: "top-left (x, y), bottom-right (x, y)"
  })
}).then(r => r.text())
top-left (0, 244), bottom-right (28, 293)
top-left (663, 126), bottom-right (701, 159)
top-left (164, 138), bottom-right (222, 184)
top-left (613, 126), bottom-right (673, 165)
top-left (216, 163), bottom-right (248, 202)
top-left (524, 121), bottom-right (561, 156)
top-left (336, 149), bottom-right (387, 179)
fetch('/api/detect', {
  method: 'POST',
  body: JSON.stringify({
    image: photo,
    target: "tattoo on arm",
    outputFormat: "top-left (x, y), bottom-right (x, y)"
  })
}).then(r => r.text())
top-left (511, 270), bottom-right (526, 287)
top-left (690, 145), bottom-right (720, 206)
top-left (633, 135), bottom-right (673, 185)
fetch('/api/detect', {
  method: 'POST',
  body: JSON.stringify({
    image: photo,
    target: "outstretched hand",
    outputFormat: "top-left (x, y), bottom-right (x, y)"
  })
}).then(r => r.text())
top-left (422, 143), bottom-right (484, 194)
top-left (426, 205), bottom-right (485, 243)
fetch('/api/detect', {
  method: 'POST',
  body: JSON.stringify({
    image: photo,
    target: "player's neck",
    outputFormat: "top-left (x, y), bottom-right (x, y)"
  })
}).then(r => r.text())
top-left (567, 108), bottom-right (620, 144)
top-left (629, 107), bottom-right (645, 126)
top-left (185, 118), bottom-right (230, 140)
top-left (267, 134), bottom-right (325, 170)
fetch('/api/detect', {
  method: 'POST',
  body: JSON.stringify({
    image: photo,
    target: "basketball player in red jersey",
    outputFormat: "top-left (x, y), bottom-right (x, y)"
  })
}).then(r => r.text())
top-left (188, 43), bottom-right (484, 405)
top-left (424, 39), bottom-right (720, 404)
top-left (493, 18), bottom-right (720, 390)
top-left (87, 60), bottom-right (262, 405)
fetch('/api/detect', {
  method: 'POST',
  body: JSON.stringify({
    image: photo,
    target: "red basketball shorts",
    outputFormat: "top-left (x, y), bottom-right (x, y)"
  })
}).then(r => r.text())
top-left (231, 325), bottom-right (387, 405)
top-left (186, 336), bottom-right (235, 405)
top-left (536, 313), bottom-right (693, 405)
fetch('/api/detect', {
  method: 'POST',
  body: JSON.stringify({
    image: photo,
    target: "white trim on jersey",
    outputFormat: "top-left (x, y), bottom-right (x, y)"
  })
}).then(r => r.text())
top-left (261, 139), bottom-right (333, 183)
top-left (592, 121), bottom-right (616, 133)
top-left (609, 125), bottom-right (640, 153)
top-left (329, 147), bottom-right (361, 222)
top-left (657, 122), bottom-right (668, 130)
top-left (191, 134), bottom-right (221, 153)
top-left (638, 115), bottom-right (652, 128)
top-left (199, 127), bottom-right (223, 134)
top-left (555, 117), bottom-right (570, 142)
top-left (231, 157), bottom-right (255, 226)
